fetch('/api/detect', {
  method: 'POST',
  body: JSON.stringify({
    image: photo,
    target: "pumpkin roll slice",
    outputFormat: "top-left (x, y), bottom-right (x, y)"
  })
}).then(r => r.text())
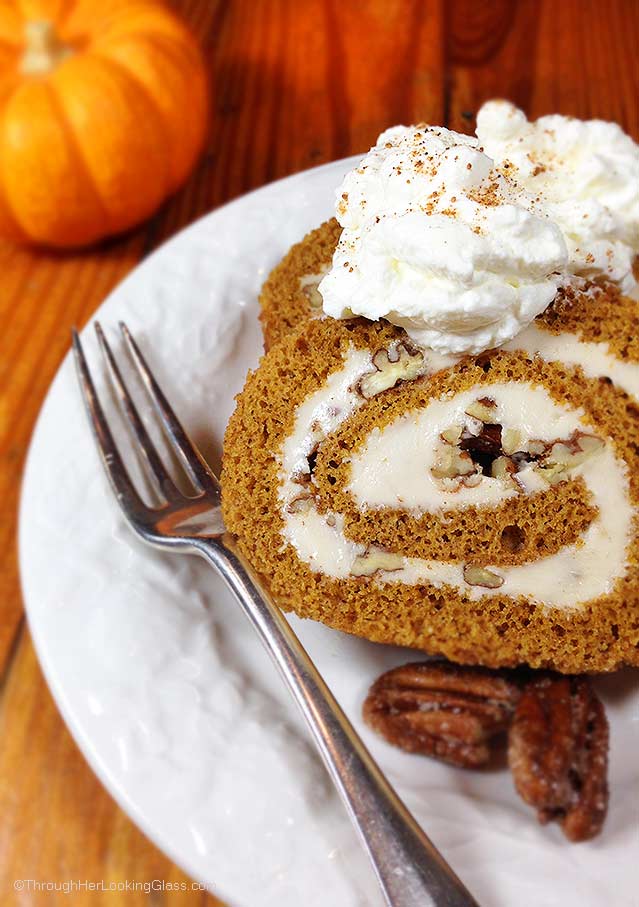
top-left (222, 313), bottom-right (639, 674)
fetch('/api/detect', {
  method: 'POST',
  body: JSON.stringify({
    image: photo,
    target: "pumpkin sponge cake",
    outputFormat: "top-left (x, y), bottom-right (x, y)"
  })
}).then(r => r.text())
top-left (222, 291), bottom-right (639, 674)
top-left (259, 218), bottom-right (341, 349)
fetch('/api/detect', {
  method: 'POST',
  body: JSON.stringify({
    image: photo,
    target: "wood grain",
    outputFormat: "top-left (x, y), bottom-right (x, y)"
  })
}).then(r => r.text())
top-left (0, 1), bottom-right (637, 904)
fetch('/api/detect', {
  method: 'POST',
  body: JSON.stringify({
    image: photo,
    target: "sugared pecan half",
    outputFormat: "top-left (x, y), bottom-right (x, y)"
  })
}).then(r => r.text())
top-left (508, 675), bottom-right (609, 842)
top-left (363, 662), bottom-right (521, 768)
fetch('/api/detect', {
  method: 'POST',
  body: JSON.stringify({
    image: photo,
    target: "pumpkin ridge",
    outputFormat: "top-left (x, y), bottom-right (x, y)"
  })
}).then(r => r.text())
top-left (42, 79), bottom-right (111, 229)
top-left (0, 4), bottom-right (23, 48)
top-left (125, 25), bottom-right (206, 70)
top-left (55, 0), bottom-right (83, 33)
top-left (63, 3), bottom-right (197, 51)
top-left (0, 85), bottom-right (33, 240)
top-left (0, 72), bottom-right (21, 108)
top-left (96, 27), bottom-right (206, 80)
top-left (0, 37), bottom-right (21, 51)
top-left (85, 49), bottom-right (172, 197)
top-left (92, 34), bottom-right (207, 188)
top-left (56, 0), bottom-right (132, 38)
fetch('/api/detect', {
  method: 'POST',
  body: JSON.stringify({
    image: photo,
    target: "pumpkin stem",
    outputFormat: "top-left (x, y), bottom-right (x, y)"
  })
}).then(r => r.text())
top-left (20, 21), bottom-right (74, 75)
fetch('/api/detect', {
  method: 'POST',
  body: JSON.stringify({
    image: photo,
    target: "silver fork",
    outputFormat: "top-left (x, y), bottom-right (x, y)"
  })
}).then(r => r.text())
top-left (73, 321), bottom-right (481, 907)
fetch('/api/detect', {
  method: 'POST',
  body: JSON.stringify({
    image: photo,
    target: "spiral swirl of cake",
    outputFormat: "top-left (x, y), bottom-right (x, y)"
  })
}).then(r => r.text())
top-left (223, 293), bottom-right (639, 672)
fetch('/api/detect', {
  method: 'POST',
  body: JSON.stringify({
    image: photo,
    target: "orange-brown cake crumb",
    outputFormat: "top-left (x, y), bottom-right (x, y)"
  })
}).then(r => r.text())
top-left (222, 313), bottom-right (639, 674)
top-left (259, 218), bottom-right (341, 349)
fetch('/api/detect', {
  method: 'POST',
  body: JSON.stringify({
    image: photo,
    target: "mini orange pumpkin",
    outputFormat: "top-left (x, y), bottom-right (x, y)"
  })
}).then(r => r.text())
top-left (0, 0), bottom-right (208, 247)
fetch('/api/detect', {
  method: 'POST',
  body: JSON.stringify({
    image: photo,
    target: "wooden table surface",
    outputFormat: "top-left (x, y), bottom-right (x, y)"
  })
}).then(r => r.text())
top-left (1, 1), bottom-right (638, 904)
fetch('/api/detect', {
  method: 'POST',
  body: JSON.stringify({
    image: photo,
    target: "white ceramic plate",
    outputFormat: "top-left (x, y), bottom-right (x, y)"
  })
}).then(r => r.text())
top-left (20, 159), bottom-right (637, 907)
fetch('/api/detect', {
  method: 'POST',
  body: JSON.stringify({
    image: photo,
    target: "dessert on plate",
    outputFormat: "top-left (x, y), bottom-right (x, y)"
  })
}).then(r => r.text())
top-left (223, 101), bottom-right (639, 674)
top-left (260, 101), bottom-right (639, 346)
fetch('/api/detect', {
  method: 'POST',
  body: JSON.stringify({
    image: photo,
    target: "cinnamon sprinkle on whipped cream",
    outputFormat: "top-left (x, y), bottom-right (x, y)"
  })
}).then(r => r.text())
top-left (477, 101), bottom-right (639, 295)
top-left (319, 104), bottom-right (639, 356)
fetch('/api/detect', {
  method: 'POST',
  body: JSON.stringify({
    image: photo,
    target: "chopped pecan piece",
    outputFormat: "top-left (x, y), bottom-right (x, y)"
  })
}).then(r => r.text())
top-left (490, 455), bottom-right (516, 481)
top-left (532, 430), bottom-right (605, 486)
top-left (508, 675), bottom-right (609, 842)
top-left (431, 445), bottom-right (477, 480)
top-left (363, 662), bottom-right (521, 768)
top-left (440, 424), bottom-right (463, 445)
top-left (465, 397), bottom-right (497, 423)
top-left (285, 494), bottom-right (313, 514)
top-left (463, 564), bottom-right (504, 589)
top-left (527, 440), bottom-right (547, 457)
top-left (358, 343), bottom-right (424, 398)
top-left (351, 547), bottom-right (404, 577)
top-left (299, 269), bottom-right (329, 308)
top-left (502, 428), bottom-right (523, 456)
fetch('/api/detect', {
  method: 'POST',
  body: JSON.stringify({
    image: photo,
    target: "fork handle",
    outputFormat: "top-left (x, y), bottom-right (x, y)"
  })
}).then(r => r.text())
top-left (196, 536), bottom-right (480, 907)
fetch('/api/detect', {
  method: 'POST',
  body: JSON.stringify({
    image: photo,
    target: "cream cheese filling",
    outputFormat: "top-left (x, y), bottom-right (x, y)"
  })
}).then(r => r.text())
top-left (348, 383), bottom-right (585, 512)
top-left (278, 345), bottom-right (635, 609)
top-left (508, 323), bottom-right (639, 401)
top-left (385, 443), bottom-right (631, 608)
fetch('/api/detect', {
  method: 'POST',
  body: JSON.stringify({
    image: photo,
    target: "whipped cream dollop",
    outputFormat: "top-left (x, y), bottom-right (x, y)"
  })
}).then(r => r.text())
top-left (477, 101), bottom-right (639, 294)
top-left (319, 124), bottom-right (568, 355)
top-left (320, 106), bottom-right (639, 355)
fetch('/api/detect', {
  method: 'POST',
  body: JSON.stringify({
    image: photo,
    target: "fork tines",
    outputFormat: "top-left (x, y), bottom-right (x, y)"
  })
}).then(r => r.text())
top-left (73, 323), bottom-right (220, 523)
